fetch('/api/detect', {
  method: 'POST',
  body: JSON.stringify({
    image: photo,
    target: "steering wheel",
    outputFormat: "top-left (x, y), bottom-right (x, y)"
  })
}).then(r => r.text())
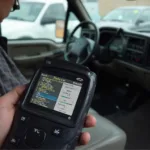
top-left (64, 21), bottom-right (100, 65)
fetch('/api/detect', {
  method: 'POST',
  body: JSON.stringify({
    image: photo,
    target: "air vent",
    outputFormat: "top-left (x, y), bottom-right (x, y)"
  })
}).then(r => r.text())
top-left (127, 37), bottom-right (146, 52)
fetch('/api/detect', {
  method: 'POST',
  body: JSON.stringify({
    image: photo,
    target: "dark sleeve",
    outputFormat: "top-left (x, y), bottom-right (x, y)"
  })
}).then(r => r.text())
top-left (0, 46), bottom-right (28, 96)
top-left (0, 36), bottom-right (8, 53)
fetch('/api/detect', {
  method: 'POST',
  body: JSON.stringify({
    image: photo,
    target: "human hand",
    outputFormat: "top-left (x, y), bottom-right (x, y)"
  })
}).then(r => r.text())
top-left (0, 85), bottom-right (96, 147)
top-left (0, 85), bottom-right (26, 147)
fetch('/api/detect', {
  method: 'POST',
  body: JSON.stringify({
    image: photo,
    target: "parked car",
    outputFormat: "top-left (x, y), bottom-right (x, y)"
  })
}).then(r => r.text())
top-left (97, 6), bottom-right (150, 31)
top-left (1, 0), bottom-right (101, 41)
top-left (1, 0), bottom-right (79, 41)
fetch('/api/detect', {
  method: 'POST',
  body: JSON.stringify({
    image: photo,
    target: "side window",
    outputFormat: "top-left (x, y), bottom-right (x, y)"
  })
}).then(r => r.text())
top-left (140, 10), bottom-right (150, 22)
top-left (1, 2), bottom-right (67, 42)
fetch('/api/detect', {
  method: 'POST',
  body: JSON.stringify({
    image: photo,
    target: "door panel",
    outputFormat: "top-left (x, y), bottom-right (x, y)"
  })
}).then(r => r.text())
top-left (8, 39), bottom-right (65, 79)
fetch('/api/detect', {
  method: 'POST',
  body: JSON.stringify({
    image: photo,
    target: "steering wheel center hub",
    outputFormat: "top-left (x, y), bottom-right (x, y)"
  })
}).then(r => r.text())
top-left (69, 38), bottom-right (89, 56)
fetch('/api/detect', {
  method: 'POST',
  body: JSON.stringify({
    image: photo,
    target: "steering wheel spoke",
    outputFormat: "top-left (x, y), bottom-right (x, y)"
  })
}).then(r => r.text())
top-left (87, 48), bottom-right (92, 56)
top-left (76, 57), bottom-right (81, 64)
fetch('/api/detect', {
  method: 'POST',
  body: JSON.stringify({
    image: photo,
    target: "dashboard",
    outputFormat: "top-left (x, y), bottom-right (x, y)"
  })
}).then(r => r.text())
top-left (81, 28), bottom-right (149, 68)
top-left (109, 33), bottom-right (147, 66)
top-left (81, 27), bottom-right (150, 89)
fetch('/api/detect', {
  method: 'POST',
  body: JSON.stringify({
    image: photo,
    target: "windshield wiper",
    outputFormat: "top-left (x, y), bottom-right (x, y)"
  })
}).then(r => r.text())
top-left (102, 19), bottom-right (126, 22)
top-left (138, 30), bottom-right (150, 33)
top-left (109, 19), bottom-right (126, 22)
top-left (7, 16), bottom-right (26, 21)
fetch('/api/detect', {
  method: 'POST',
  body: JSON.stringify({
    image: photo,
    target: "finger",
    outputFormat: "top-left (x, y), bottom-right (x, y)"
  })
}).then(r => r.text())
top-left (84, 115), bottom-right (96, 128)
top-left (0, 85), bottom-right (26, 105)
top-left (78, 132), bottom-right (90, 146)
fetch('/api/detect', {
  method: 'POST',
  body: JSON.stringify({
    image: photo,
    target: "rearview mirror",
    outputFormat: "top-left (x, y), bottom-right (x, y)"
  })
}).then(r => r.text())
top-left (55, 20), bottom-right (65, 39)
top-left (41, 17), bottom-right (56, 25)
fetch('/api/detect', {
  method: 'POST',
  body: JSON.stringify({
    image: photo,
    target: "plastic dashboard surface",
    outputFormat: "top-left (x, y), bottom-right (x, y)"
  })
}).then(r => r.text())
top-left (81, 28), bottom-right (150, 69)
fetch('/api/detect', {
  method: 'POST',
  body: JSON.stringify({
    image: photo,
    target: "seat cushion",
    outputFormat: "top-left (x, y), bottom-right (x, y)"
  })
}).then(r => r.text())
top-left (76, 108), bottom-right (127, 150)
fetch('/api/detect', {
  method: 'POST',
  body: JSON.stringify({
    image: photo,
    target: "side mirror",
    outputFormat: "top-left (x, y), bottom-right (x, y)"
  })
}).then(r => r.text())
top-left (41, 17), bottom-right (56, 25)
top-left (136, 19), bottom-right (144, 26)
top-left (55, 20), bottom-right (65, 39)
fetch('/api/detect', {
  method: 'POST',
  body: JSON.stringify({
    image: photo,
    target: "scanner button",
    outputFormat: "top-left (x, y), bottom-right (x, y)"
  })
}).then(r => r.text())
top-left (10, 137), bottom-right (20, 146)
top-left (24, 128), bottom-right (46, 148)
top-left (19, 115), bottom-right (29, 123)
top-left (51, 127), bottom-right (63, 137)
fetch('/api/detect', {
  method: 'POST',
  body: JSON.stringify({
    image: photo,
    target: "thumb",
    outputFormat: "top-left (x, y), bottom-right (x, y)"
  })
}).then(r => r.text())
top-left (0, 85), bottom-right (26, 106)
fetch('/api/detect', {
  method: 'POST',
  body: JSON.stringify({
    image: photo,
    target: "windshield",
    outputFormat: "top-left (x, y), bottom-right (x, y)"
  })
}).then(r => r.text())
top-left (81, 0), bottom-right (150, 33)
top-left (81, 0), bottom-right (101, 22)
top-left (7, 2), bottom-right (44, 22)
top-left (102, 8), bottom-right (141, 23)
